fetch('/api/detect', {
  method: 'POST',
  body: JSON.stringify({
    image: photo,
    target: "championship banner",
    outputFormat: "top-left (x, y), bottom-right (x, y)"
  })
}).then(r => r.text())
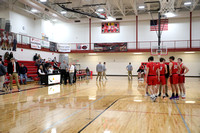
top-left (76, 44), bottom-right (89, 50)
top-left (94, 42), bottom-right (127, 52)
top-left (31, 38), bottom-right (41, 49)
top-left (41, 40), bottom-right (50, 48)
top-left (102, 22), bottom-right (120, 33)
top-left (150, 19), bottom-right (168, 31)
top-left (57, 44), bottom-right (71, 52)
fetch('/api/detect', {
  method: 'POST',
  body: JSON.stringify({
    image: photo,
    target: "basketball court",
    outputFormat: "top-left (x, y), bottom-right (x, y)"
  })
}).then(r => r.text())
top-left (0, 0), bottom-right (200, 133)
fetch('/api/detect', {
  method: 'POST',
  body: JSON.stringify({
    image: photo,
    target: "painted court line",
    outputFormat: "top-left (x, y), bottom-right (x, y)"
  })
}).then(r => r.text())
top-left (174, 100), bottom-right (191, 133)
top-left (40, 90), bottom-right (115, 133)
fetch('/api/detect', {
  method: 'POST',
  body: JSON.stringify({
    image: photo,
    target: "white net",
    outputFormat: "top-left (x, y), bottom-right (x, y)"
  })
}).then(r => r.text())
top-left (160, 0), bottom-right (175, 13)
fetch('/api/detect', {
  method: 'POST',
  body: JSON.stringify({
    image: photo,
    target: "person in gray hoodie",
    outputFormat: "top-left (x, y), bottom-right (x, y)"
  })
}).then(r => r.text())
top-left (96, 62), bottom-right (103, 81)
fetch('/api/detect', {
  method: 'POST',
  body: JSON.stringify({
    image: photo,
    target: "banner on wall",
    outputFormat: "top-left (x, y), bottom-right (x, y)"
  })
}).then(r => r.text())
top-left (94, 42), bottom-right (127, 52)
top-left (31, 38), bottom-right (41, 49)
top-left (102, 22), bottom-right (120, 33)
top-left (150, 19), bottom-right (168, 31)
top-left (41, 40), bottom-right (50, 48)
top-left (76, 44), bottom-right (89, 50)
top-left (57, 44), bottom-right (71, 52)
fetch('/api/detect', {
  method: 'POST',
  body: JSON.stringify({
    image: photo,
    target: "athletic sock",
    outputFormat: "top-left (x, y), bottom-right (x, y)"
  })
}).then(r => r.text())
top-left (172, 93), bottom-right (174, 97)
top-left (176, 93), bottom-right (178, 97)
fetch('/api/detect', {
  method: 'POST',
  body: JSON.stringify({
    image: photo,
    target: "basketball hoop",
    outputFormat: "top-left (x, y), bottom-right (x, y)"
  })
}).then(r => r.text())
top-left (160, 0), bottom-right (175, 14)
top-left (151, 44), bottom-right (168, 56)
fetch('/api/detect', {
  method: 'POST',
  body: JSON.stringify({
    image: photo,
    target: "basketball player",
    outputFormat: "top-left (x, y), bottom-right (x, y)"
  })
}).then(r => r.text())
top-left (169, 56), bottom-right (180, 100)
top-left (145, 59), bottom-right (150, 96)
top-left (145, 56), bottom-right (160, 102)
top-left (157, 58), bottom-right (167, 98)
top-left (177, 58), bottom-right (189, 99)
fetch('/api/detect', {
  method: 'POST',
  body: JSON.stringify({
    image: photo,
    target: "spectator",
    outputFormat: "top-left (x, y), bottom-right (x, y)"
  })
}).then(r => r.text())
top-left (102, 62), bottom-right (107, 80)
top-left (66, 64), bottom-right (70, 84)
top-left (48, 65), bottom-right (54, 74)
top-left (35, 59), bottom-right (40, 67)
top-left (0, 61), bottom-right (6, 92)
top-left (96, 62), bottom-right (103, 81)
top-left (53, 62), bottom-right (59, 70)
top-left (4, 52), bottom-right (9, 61)
top-left (0, 55), bottom-right (4, 65)
top-left (45, 61), bottom-right (50, 69)
top-left (8, 52), bottom-right (13, 61)
top-left (33, 53), bottom-right (38, 61)
top-left (60, 61), bottom-right (67, 85)
top-left (69, 63), bottom-right (75, 85)
top-left (7, 58), bottom-right (21, 92)
top-left (52, 57), bottom-right (57, 62)
top-left (19, 63), bottom-right (28, 85)
top-left (12, 35), bottom-right (17, 51)
top-left (86, 67), bottom-right (90, 79)
top-left (38, 65), bottom-right (45, 75)
top-left (38, 54), bottom-right (42, 62)
top-left (126, 62), bottom-right (133, 80)
top-left (41, 62), bottom-right (47, 74)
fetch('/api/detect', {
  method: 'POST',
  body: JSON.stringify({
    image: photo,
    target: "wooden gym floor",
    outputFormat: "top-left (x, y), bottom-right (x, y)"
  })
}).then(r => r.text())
top-left (0, 77), bottom-right (199, 133)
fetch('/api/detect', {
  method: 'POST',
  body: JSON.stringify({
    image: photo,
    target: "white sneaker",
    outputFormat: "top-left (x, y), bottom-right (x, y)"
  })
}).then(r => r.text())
top-left (182, 94), bottom-right (186, 99)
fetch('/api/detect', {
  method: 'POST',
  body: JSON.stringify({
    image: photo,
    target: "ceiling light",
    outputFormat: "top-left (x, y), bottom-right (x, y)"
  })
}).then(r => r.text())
top-left (133, 53), bottom-right (143, 55)
top-left (134, 100), bottom-right (142, 102)
top-left (185, 101), bottom-right (195, 103)
top-left (103, 16), bottom-right (115, 21)
top-left (184, 51), bottom-right (195, 54)
top-left (165, 12), bottom-right (176, 18)
top-left (61, 11), bottom-right (67, 14)
top-left (97, 8), bottom-right (104, 12)
top-left (184, 2), bottom-right (192, 6)
top-left (139, 6), bottom-right (145, 9)
top-left (31, 9), bottom-right (38, 13)
top-left (52, 19), bottom-right (57, 22)
top-left (40, 0), bottom-right (47, 2)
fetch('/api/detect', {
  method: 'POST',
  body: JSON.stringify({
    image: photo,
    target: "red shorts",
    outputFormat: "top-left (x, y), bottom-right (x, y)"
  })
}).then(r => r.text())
top-left (170, 74), bottom-right (179, 84)
top-left (179, 75), bottom-right (185, 83)
top-left (157, 76), bottom-right (166, 85)
top-left (147, 76), bottom-right (157, 86)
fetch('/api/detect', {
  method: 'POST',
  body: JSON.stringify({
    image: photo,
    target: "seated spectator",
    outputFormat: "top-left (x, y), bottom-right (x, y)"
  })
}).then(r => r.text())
top-left (38, 65), bottom-right (45, 75)
top-left (0, 61), bottom-right (6, 92)
top-left (35, 59), bottom-right (40, 67)
top-left (33, 53), bottom-right (38, 61)
top-left (41, 62), bottom-right (47, 73)
top-left (48, 65), bottom-right (54, 74)
top-left (0, 55), bottom-right (4, 65)
top-left (52, 57), bottom-right (57, 62)
top-left (53, 62), bottom-right (59, 70)
top-left (45, 61), bottom-right (50, 69)
top-left (8, 52), bottom-right (13, 61)
top-left (19, 63), bottom-right (28, 85)
top-left (4, 52), bottom-right (9, 62)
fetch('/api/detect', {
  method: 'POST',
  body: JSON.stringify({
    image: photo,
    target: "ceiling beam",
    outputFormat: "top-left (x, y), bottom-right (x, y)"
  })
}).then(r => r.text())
top-left (130, 0), bottom-right (138, 15)
top-left (114, 0), bottom-right (125, 16)
top-left (191, 0), bottom-right (199, 11)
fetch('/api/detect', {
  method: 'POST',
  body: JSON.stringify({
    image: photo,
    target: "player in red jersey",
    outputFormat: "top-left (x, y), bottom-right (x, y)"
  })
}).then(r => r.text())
top-left (177, 58), bottom-right (189, 99)
top-left (169, 56), bottom-right (181, 100)
top-left (157, 58), bottom-right (168, 98)
top-left (145, 56), bottom-right (160, 102)
top-left (145, 59), bottom-right (151, 96)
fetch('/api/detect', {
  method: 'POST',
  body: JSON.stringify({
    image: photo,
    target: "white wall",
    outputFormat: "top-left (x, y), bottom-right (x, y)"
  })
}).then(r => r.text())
top-left (69, 52), bottom-right (200, 77)
top-left (192, 17), bottom-right (200, 40)
top-left (0, 48), bottom-right (60, 61)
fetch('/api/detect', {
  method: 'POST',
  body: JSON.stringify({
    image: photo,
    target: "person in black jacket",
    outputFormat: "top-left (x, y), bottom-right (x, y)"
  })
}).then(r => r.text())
top-left (0, 61), bottom-right (6, 92)
top-left (0, 55), bottom-right (4, 65)
top-left (7, 58), bottom-right (21, 91)
top-left (33, 53), bottom-right (38, 61)
top-left (19, 63), bottom-right (28, 85)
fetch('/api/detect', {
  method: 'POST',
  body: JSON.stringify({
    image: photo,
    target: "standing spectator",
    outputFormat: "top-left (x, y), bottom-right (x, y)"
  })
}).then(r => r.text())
top-left (60, 61), bottom-right (67, 85)
top-left (0, 61), bottom-right (6, 92)
top-left (126, 62), bottom-right (133, 80)
top-left (73, 64), bottom-right (77, 83)
top-left (19, 63), bottom-right (28, 85)
top-left (8, 52), bottom-right (13, 61)
top-left (38, 65), bottom-right (45, 85)
top-left (52, 57), bottom-right (57, 62)
top-left (96, 62), bottom-right (103, 81)
top-left (86, 67), bottom-right (90, 79)
top-left (7, 58), bottom-right (21, 92)
top-left (38, 54), bottom-right (42, 62)
top-left (12, 35), bottom-right (17, 51)
top-left (0, 55), bottom-right (4, 65)
top-left (69, 63), bottom-right (75, 85)
top-left (102, 62), bottom-right (107, 80)
top-left (33, 53), bottom-right (38, 61)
